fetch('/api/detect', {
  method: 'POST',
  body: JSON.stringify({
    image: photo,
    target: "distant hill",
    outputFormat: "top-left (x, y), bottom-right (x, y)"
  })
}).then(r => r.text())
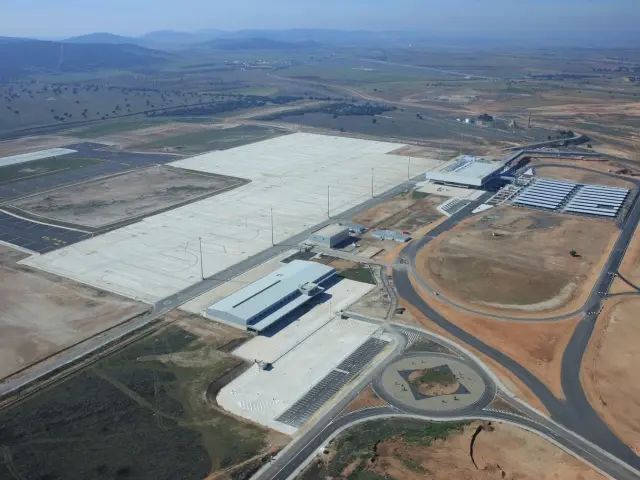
top-left (0, 39), bottom-right (170, 79)
top-left (141, 30), bottom-right (218, 48)
top-left (64, 32), bottom-right (141, 45)
top-left (199, 37), bottom-right (321, 51)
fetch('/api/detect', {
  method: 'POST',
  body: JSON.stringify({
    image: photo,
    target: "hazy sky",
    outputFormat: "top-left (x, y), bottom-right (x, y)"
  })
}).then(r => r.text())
top-left (2, 0), bottom-right (639, 45)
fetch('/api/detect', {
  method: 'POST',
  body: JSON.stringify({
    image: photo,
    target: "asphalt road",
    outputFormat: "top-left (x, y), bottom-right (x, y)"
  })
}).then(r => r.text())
top-left (396, 168), bottom-right (640, 469)
top-left (256, 321), bottom-right (640, 480)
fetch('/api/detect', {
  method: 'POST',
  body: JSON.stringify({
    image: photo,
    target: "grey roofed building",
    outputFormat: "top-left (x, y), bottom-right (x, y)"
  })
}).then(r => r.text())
top-left (206, 260), bottom-right (336, 333)
top-left (306, 224), bottom-right (351, 248)
top-left (425, 154), bottom-right (505, 188)
top-left (372, 229), bottom-right (411, 243)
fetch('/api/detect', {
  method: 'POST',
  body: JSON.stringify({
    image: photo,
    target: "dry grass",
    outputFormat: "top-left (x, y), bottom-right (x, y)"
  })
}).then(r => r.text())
top-left (417, 206), bottom-right (618, 316)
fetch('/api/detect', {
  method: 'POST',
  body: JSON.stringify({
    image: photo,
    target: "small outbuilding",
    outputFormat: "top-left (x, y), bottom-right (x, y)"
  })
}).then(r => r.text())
top-left (306, 224), bottom-right (351, 248)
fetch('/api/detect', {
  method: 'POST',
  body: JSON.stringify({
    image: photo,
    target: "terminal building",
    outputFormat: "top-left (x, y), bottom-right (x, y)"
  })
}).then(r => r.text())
top-left (425, 154), bottom-right (505, 188)
top-left (206, 260), bottom-right (336, 333)
top-left (306, 224), bottom-right (351, 248)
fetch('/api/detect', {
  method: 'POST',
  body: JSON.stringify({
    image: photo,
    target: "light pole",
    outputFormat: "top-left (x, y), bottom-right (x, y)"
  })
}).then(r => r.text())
top-left (371, 168), bottom-right (374, 197)
top-left (407, 157), bottom-right (411, 181)
top-left (327, 185), bottom-right (330, 218)
top-left (198, 236), bottom-right (204, 280)
top-left (270, 207), bottom-right (274, 246)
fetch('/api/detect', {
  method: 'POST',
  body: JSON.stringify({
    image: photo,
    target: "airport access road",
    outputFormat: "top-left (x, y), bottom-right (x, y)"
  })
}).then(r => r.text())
top-left (251, 321), bottom-right (640, 480)
top-left (396, 171), bottom-right (640, 469)
top-left (405, 164), bottom-right (640, 322)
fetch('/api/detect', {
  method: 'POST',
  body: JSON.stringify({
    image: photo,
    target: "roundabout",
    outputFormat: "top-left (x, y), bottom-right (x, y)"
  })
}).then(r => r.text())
top-left (374, 352), bottom-right (496, 417)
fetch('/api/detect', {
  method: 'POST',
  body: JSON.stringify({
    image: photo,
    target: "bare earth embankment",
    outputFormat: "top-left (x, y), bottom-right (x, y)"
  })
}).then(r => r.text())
top-left (0, 244), bottom-right (147, 379)
top-left (302, 419), bottom-right (603, 480)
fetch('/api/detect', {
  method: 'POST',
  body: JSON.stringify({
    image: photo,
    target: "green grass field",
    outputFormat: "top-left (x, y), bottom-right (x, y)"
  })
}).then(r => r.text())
top-left (0, 156), bottom-right (102, 184)
top-left (339, 266), bottom-right (376, 285)
top-left (0, 325), bottom-right (268, 480)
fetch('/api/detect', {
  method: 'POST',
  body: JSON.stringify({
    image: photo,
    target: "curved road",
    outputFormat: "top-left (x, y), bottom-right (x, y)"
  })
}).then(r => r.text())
top-left (251, 154), bottom-right (640, 480)
top-left (397, 166), bottom-right (640, 468)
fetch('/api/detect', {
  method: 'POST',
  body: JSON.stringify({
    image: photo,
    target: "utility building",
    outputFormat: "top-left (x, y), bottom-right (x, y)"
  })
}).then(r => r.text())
top-left (372, 229), bottom-right (411, 243)
top-left (206, 260), bottom-right (336, 333)
top-left (306, 224), bottom-right (351, 248)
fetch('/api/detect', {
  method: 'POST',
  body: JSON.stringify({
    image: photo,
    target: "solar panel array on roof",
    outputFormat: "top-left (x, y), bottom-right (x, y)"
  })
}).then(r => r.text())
top-left (563, 184), bottom-right (629, 217)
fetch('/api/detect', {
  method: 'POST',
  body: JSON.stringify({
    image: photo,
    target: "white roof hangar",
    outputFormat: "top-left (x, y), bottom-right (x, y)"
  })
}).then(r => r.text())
top-left (425, 154), bottom-right (504, 188)
top-left (206, 260), bottom-right (336, 333)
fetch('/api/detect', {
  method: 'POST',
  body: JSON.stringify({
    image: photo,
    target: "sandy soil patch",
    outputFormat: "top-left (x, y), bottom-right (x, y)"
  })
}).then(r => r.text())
top-left (353, 195), bottom-right (416, 228)
top-left (582, 297), bottom-right (640, 454)
top-left (314, 420), bottom-right (603, 480)
top-left (369, 422), bottom-right (603, 479)
top-left (354, 191), bottom-right (445, 234)
top-left (0, 245), bottom-right (147, 379)
top-left (11, 165), bottom-right (246, 229)
top-left (343, 386), bottom-right (388, 413)
top-left (379, 195), bottom-right (445, 233)
top-left (417, 206), bottom-right (618, 316)
top-left (375, 422), bottom-right (603, 479)
top-left (349, 282), bottom-right (391, 320)
top-left (618, 222), bottom-right (640, 287)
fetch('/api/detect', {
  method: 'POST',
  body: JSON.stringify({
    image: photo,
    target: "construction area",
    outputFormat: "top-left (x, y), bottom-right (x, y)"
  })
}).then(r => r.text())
top-left (0, 244), bottom-right (147, 380)
top-left (417, 205), bottom-right (619, 315)
top-left (8, 165), bottom-right (247, 229)
top-left (21, 133), bottom-right (439, 303)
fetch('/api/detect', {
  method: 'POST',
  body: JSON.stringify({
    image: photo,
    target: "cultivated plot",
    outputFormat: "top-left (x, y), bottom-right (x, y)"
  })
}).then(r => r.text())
top-left (23, 133), bottom-right (439, 302)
